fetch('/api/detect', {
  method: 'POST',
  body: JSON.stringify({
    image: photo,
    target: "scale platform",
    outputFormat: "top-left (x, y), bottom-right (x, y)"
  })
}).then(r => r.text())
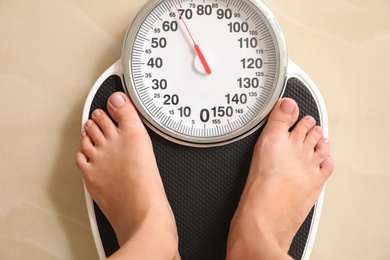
top-left (82, 60), bottom-right (328, 260)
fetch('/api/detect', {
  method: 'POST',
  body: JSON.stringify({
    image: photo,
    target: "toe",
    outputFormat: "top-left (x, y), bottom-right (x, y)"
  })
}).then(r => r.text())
top-left (75, 149), bottom-right (89, 171)
top-left (263, 98), bottom-right (299, 136)
top-left (320, 155), bottom-right (334, 178)
top-left (314, 138), bottom-right (331, 165)
top-left (80, 131), bottom-right (96, 159)
top-left (107, 92), bottom-right (144, 131)
top-left (84, 119), bottom-right (105, 147)
top-left (303, 125), bottom-right (323, 149)
top-left (91, 109), bottom-right (116, 138)
top-left (290, 116), bottom-right (317, 144)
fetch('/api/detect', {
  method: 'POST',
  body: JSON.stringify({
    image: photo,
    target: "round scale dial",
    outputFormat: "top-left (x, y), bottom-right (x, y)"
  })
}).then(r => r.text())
top-left (122, 0), bottom-right (287, 147)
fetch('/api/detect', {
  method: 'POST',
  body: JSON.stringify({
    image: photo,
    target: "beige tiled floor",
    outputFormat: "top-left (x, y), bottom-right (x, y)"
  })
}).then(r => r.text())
top-left (1, 0), bottom-right (389, 259)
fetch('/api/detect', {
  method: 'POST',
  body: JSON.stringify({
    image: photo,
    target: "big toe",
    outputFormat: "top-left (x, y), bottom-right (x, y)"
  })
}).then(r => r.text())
top-left (263, 98), bottom-right (299, 136)
top-left (107, 92), bottom-right (143, 131)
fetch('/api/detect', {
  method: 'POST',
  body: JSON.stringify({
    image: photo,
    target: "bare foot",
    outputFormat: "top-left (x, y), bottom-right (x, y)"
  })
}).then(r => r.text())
top-left (76, 92), bottom-right (178, 259)
top-left (227, 98), bottom-right (334, 259)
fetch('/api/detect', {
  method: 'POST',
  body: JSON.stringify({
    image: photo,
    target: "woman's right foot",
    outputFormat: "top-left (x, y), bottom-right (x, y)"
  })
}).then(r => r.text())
top-left (227, 98), bottom-right (334, 259)
top-left (76, 92), bottom-right (178, 259)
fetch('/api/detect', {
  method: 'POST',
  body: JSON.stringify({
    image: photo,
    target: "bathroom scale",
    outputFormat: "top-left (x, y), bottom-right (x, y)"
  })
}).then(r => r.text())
top-left (81, 0), bottom-right (329, 259)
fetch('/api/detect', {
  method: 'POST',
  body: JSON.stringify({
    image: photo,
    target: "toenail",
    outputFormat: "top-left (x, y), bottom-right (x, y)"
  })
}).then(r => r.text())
top-left (85, 120), bottom-right (93, 128)
top-left (110, 93), bottom-right (126, 108)
top-left (80, 131), bottom-right (87, 139)
top-left (280, 99), bottom-right (296, 114)
top-left (93, 110), bottom-right (101, 117)
top-left (306, 116), bottom-right (316, 125)
top-left (315, 126), bottom-right (323, 134)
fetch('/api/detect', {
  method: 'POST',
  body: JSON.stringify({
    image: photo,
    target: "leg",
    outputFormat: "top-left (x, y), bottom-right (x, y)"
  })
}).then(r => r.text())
top-left (76, 92), bottom-right (179, 259)
top-left (227, 98), bottom-right (334, 259)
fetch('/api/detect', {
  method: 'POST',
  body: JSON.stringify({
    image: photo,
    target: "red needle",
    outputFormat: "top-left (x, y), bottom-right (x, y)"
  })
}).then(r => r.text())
top-left (173, 2), bottom-right (212, 75)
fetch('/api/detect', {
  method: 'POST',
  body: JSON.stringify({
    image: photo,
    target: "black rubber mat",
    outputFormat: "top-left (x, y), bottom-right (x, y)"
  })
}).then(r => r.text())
top-left (88, 75), bottom-right (320, 259)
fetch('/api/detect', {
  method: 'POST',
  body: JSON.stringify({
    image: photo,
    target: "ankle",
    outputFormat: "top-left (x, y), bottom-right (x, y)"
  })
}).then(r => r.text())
top-left (227, 233), bottom-right (291, 260)
top-left (227, 230), bottom-right (292, 260)
top-left (239, 180), bottom-right (298, 250)
top-left (110, 231), bottom-right (178, 260)
top-left (112, 216), bottom-right (178, 260)
top-left (227, 197), bottom-right (294, 259)
top-left (114, 204), bottom-right (177, 243)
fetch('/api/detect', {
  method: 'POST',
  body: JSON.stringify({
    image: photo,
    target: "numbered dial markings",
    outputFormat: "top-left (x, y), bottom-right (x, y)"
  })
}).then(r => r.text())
top-left (123, 0), bottom-right (286, 145)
